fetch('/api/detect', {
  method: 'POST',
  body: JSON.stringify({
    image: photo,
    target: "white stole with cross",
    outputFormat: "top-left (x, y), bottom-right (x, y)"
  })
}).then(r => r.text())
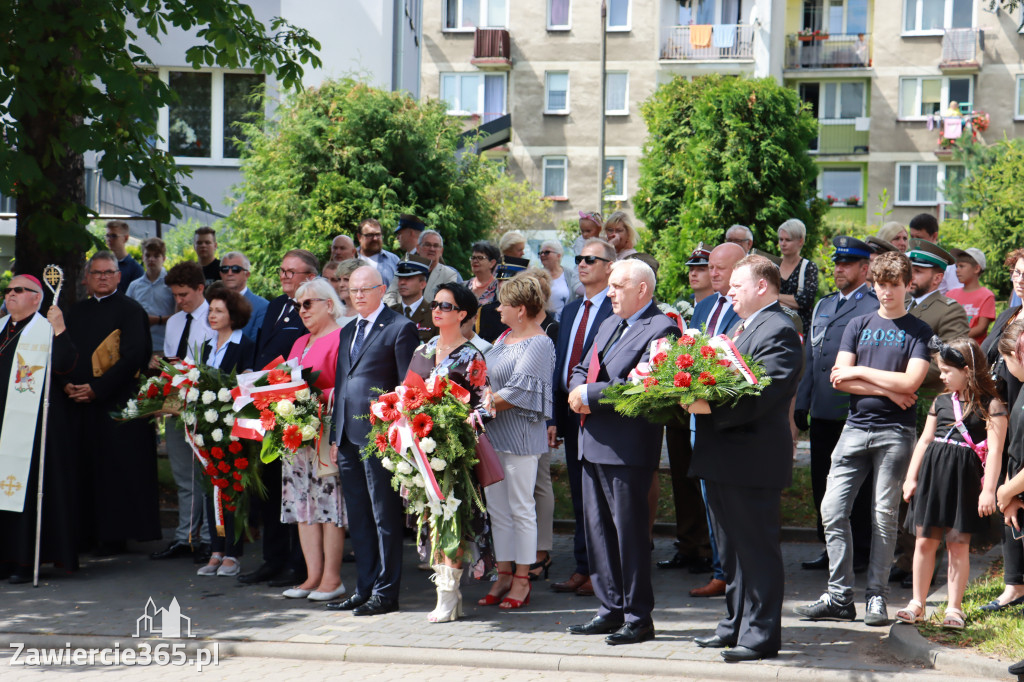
top-left (0, 313), bottom-right (52, 512)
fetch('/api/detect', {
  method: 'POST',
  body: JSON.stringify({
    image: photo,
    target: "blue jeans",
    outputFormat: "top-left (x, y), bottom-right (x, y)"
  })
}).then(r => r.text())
top-left (820, 424), bottom-right (916, 603)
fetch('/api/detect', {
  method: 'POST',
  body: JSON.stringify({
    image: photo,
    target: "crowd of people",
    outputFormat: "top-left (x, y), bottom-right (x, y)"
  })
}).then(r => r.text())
top-left (2, 211), bottom-right (1023, 671)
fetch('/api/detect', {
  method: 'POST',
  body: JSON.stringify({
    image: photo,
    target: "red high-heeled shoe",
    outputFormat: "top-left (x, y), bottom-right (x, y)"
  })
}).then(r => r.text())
top-left (477, 570), bottom-right (513, 606)
top-left (499, 574), bottom-right (531, 610)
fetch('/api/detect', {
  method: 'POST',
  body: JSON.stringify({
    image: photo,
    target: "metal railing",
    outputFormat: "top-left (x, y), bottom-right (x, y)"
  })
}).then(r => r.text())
top-left (785, 33), bottom-right (871, 69)
top-left (941, 28), bottom-right (980, 68)
top-left (659, 24), bottom-right (755, 61)
top-left (809, 120), bottom-right (870, 155)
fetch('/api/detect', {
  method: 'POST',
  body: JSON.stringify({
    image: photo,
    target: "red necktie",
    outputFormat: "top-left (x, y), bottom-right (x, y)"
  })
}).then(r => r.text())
top-left (566, 300), bottom-right (592, 387)
top-left (706, 296), bottom-right (724, 336)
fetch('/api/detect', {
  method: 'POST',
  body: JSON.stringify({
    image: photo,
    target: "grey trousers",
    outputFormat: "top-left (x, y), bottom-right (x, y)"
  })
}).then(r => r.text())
top-left (165, 418), bottom-right (207, 545)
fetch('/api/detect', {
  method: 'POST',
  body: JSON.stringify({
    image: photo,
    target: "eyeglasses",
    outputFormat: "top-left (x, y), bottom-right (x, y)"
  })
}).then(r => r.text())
top-left (299, 298), bottom-right (327, 310)
top-left (278, 268), bottom-right (312, 279)
top-left (575, 255), bottom-right (611, 265)
top-left (1012, 270), bottom-right (1024, 281)
top-left (429, 301), bottom-right (462, 312)
top-left (420, 241), bottom-right (442, 250)
top-left (470, 255), bottom-right (490, 262)
top-left (538, 250), bottom-right (558, 257)
top-left (89, 270), bottom-right (119, 277)
top-left (2, 287), bottom-right (40, 296)
top-left (220, 265), bottom-right (248, 274)
top-left (361, 232), bottom-right (382, 239)
top-left (349, 284), bottom-right (382, 297)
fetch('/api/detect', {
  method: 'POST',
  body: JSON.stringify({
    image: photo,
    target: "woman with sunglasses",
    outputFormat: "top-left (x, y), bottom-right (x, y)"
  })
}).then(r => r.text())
top-left (279, 277), bottom-right (348, 603)
top-left (538, 240), bottom-right (581, 323)
top-left (468, 241), bottom-right (501, 305)
top-left (406, 283), bottom-right (495, 622)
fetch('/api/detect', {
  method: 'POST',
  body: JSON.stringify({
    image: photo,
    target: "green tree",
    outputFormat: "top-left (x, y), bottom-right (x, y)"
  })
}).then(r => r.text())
top-left (0, 1), bottom-right (320, 304)
top-left (480, 170), bottom-right (552, 241)
top-left (635, 75), bottom-right (824, 299)
top-left (223, 78), bottom-right (495, 297)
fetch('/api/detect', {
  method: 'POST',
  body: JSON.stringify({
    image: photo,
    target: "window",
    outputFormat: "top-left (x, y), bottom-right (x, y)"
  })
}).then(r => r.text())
top-left (607, 0), bottom-right (630, 30)
top-left (440, 73), bottom-right (507, 122)
top-left (820, 168), bottom-right (863, 203)
top-left (1016, 76), bottom-right (1024, 119)
top-left (160, 69), bottom-right (264, 164)
top-left (898, 76), bottom-right (971, 118)
top-left (545, 72), bottom-right (570, 114)
top-left (604, 158), bottom-right (626, 200)
top-left (903, 0), bottom-right (972, 33)
top-left (822, 82), bottom-right (865, 120)
top-left (605, 72), bottom-right (629, 115)
top-left (444, 0), bottom-right (507, 30)
top-left (895, 163), bottom-right (964, 205)
top-left (542, 157), bottom-right (568, 198)
top-left (828, 0), bottom-right (869, 34)
top-left (548, 0), bottom-right (570, 29)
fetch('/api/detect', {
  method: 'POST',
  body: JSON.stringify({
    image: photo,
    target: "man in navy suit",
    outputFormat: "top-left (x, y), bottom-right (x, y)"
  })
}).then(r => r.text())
top-left (326, 266), bottom-right (418, 616)
top-left (218, 251), bottom-right (268, 344)
top-left (566, 259), bottom-right (679, 646)
top-left (689, 255), bottom-right (804, 661)
top-left (548, 238), bottom-right (615, 596)
top-left (238, 249), bottom-right (317, 587)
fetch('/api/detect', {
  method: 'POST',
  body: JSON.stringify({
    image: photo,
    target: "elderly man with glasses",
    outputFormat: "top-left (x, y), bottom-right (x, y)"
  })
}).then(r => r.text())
top-left (218, 251), bottom-right (268, 343)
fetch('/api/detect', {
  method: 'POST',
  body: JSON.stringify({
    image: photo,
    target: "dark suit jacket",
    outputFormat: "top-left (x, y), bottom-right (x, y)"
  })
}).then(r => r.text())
top-left (551, 295), bottom-right (614, 436)
top-left (332, 306), bottom-right (419, 446)
top-left (389, 301), bottom-right (438, 344)
top-left (569, 301), bottom-right (679, 469)
top-left (690, 302), bottom-right (804, 490)
top-left (691, 292), bottom-right (740, 336)
top-left (254, 295), bottom-right (307, 369)
top-left (200, 335), bottom-right (255, 375)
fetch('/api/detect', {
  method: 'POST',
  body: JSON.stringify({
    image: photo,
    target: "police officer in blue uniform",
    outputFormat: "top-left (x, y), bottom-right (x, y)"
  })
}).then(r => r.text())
top-left (795, 236), bottom-right (877, 572)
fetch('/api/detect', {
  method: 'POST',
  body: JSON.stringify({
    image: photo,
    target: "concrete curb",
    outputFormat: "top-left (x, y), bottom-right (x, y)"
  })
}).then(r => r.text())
top-left (886, 622), bottom-right (1010, 678)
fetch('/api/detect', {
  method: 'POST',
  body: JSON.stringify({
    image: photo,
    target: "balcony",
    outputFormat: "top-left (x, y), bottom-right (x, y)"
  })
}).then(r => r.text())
top-left (809, 120), bottom-right (870, 156)
top-left (940, 28), bottom-right (982, 72)
top-left (471, 29), bottom-right (511, 70)
top-left (785, 33), bottom-right (871, 70)
top-left (659, 25), bottom-right (755, 61)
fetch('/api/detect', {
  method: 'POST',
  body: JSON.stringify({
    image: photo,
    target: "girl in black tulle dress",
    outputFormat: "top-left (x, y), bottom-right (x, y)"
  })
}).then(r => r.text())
top-left (898, 337), bottom-right (1006, 629)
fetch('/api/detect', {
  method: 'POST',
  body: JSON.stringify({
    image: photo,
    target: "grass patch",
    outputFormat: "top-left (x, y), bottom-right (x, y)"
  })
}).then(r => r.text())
top-left (782, 465), bottom-right (815, 529)
top-left (915, 557), bottom-right (1024, 660)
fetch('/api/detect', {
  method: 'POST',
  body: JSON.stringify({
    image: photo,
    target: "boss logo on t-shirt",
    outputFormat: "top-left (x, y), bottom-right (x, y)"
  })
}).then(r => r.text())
top-left (859, 327), bottom-right (908, 347)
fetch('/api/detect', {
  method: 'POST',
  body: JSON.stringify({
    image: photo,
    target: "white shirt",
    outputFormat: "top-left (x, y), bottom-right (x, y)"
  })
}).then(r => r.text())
top-left (401, 296), bottom-right (424, 317)
top-left (164, 300), bottom-right (215, 362)
top-left (560, 287), bottom-right (609, 391)
top-left (737, 300), bottom-right (776, 332)
top-left (706, 293), bottom-right (734, 336)
top-left (206, 329), bottom-right (243, 369)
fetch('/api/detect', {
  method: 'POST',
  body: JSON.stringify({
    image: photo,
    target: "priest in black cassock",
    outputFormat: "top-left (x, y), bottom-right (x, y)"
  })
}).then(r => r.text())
top-left (0, 275), bottom-right (78, 582)
top-left (63, 252), bottom-right (161, 553)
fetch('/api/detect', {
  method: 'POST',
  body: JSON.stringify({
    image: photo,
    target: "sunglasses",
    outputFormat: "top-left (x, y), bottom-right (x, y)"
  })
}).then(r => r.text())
top-left (2, 287), bottom-right (40, 296)
top-left (538, 250), bottom-right (558, 257)
top-left (575, 255), bottom-right (611, 265)
top-left (299, 298), bottom-right (327, 310)
top-left (219, 265), bottom-right (247, 274)
top-left (429, 301), bottom-right (462, 312)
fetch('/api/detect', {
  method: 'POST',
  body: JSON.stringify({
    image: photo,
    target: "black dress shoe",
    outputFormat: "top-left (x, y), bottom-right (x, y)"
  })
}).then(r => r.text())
top-left (721, 645), bottom-right (777, 662)
top-left (687, 556), bottom-right (713, 574)
top-left (237, 562), bottom-right (284, 585)
top-left (150, 542), bottom-right (194, 560)
top-left (801, 551), bottom-right (829, 570)
top-left (567, 615), bottom-right (624, 635)
top-left (325, 594), bottom-right (368, 611)
top-left (352, 594), bottom-right (399, 616)
top-left (605, 622), bottom-right (655, 646)
top-left (694, 634), bottom-right (736, 648)
top-left (267, 568), bottom-right (307, 588)
top-left (193, 544), bottom-right (212, 565)
top-left (657, 553), bottom-right (688, 569)
top-left (1008, 658), bottom-right (1024, 676)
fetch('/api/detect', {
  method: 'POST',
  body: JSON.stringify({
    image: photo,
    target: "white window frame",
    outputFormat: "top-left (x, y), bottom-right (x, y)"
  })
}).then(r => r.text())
top-left (547, 0), bottom-right (571, 30)
top-left (606, 0), bottom-right (631, 32)
top-left (155, 67), bottom-right (263, 167)
top-left (897, 75), bottom-right (973, 120)
top-left (820, 81), bottom-right (867, 122)
top-left (605, 71), bottom-right (630, 116)
top-left (544, 71), bottom-right (570, 115)
top-left (819, 167), bottom-right (864, 205)
top-left (902, 0), bottom-right (975, 36)
top-left (825, 0), bottom-right (870, 35)
top-left (894, 163), bottom-right (964, 205)
top-left (542, 156), bottom-right (568, 199)
top-left (439, 72), bottom-right (508, 118)
top-left (443, 0), bottom-right (509, 32)
top-left (604, 157), bottom-right (627, 201)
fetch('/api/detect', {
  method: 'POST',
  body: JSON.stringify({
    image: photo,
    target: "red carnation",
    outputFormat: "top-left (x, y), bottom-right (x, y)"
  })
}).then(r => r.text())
top-left (204, 464), bottom-right (216, 476)
top-left (234, 457), bottom-right (249, 470)
top-left (651, 352), bottom-right (668, 368)
top-left (213, 478), bottom-right (229, 489)
top-left (162, 382), bottom-right (173, 396)
top-left (233, 482), bottom-right (244, 492)
top-left (699, 371), bottom-right (716, 386)
top-left (642, 377), bottom-right (658, 389)
top-left (228, 441), bottom-right (242, 455)
top-left (232, 471), bottom-right (242, 481)
top-left (412, 413), bottom-right (434, 438)
top-left (678, 334), bottom-right (696, 347)
top-left (260, 410), bottom-right (276, 431)
top-left (378, 392), bottom-right (402, 422)
top-left (468, 360), bottom-right (487, 388)
top-left (267, 368), bottom-right (290, 385)
top-left (217, 460), bottom-right (231, 473)
top-left (146, 383), bottom-right (159, 399)
top-left (225, 504), bottom-right (237, 512)
top-left (674, 372), bottom-right (692, 388)
top-left (282, 424), bottom-right (302, 451)
top-left (404, 387), bottom-right (425, 411)
top-left (211, 446), bottom-right (224, 459)
top-left (700, 345), bottom-right (716, 359)
top-left (718, 358), bottom-right (731, 367)
top-left (675, 354), bottom-right (694, 369)
top-left (375, 433), bottom-right (389, 453)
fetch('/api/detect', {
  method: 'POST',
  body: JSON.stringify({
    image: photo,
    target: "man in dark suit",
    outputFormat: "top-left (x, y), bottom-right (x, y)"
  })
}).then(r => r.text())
top-left (688, 255), bottom-right (804, 662)
top-left (548, 238), bottom-right (615, 596)
top-left (566, 259), bottom-right (679, 646)
top-left (238, 249), bottom-right (317, 587)
top-left (326, 266), bottom-right (418, 616)
top-left (388, 255), bottom-right (438, 343)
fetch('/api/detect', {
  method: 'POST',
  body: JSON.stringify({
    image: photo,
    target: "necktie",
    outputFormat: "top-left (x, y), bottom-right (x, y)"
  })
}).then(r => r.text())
top-left (566, 300), bottom-right (592, 387)
top-left (908, 300), bottom-right (917, 312)
top-left (405, 305), bottom-right (412, 318)
top-left (175, 313), bottom-right (193, 360)
top-left (706, 296), bottom-right (725, 336)
top-left (732, 322), bottom-right (745, 341)
top-left (350, 319), bottom-right (369, 363)
top-left (835, 296), bottom-right (846, 312)
top-left (601, 319), bottom-right (629, 361)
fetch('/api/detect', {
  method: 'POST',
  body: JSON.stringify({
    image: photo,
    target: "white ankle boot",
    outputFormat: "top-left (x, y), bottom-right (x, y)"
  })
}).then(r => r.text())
top-left (427, 564), bottom-right (463, 623)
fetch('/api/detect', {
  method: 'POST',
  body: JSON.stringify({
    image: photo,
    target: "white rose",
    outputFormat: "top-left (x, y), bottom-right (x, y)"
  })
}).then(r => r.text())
top-left (218, 388), bottom-right (232, 403)
top-left (275, 400), bottom-right (295, 417)
top-left (126, 400), bottom-right (138, 417)
top-left (187, 368), bottom-right (200, 382)
top-left (186, 387), bottom-right (199, 402)
top-left (182, 412), bottom-right (196, 426)
top-left (300, 424), bottom-right (317, 441)
top-left (411, 474), bottom-right (425, 488)
top-left (229, 435), bottom-right (240, 442)
top-left (179, 388), bottom-right (189, 401)
top-left (381, 457), bottom-right (395, 472)
top-left (204, 409), bottom-right (218, 423)
top-left (396, 461), bottom-right (413, 476)
top-left (420, 437), bottom-right (436, 454)
top-left (411, 499), bottom-right (425, 515)
top-left (211, 428), bottom-right (223, 442)
top-left (223, 414), bottom-right (235, 426)
top-left (295, 387), bottom-right (311, 401)
top-left (194, 434), bottom-right (204, 447)
top-left (308, 417), bottom-right (321, 430)
top-left (201, 390), bottom-right (216, 405)
top-left (429, 457), bottom-right (446, 472)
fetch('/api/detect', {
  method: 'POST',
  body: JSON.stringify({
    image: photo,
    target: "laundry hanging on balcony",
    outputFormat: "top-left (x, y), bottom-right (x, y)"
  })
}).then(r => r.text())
top-left (689, 25), bottom-right (712, 48)
top-left (942, 117), bottom-right (963, 140)
top-left (712, 25), bottom-right (736, 49)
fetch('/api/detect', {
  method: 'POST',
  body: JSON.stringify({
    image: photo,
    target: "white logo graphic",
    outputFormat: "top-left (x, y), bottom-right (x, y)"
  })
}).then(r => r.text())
top-left (134, 597), bottom-right (194, 638)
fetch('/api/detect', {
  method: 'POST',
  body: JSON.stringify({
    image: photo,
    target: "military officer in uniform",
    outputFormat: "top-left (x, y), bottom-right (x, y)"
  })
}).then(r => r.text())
top-left (389, 255), bottom-right (438, 344)
top-left (795, 237), bottom-right (877, 573)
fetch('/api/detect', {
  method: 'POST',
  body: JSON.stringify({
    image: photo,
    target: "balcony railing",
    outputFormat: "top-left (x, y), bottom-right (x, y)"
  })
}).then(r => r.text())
top-left (660, 25), bottom-right (754, 61)
top-left (940, 28), bottom-right (981, 70)
top-left (472, 29), bottom-right (511, 69)
top-left (809, 120), bottom-right (870, 155)
top-left (785, 33), bottom-right (871, 69)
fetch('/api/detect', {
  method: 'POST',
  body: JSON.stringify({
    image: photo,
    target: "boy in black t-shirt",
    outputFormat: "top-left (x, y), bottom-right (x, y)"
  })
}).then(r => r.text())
top-left (795, 252), bottom-right (932, 626)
